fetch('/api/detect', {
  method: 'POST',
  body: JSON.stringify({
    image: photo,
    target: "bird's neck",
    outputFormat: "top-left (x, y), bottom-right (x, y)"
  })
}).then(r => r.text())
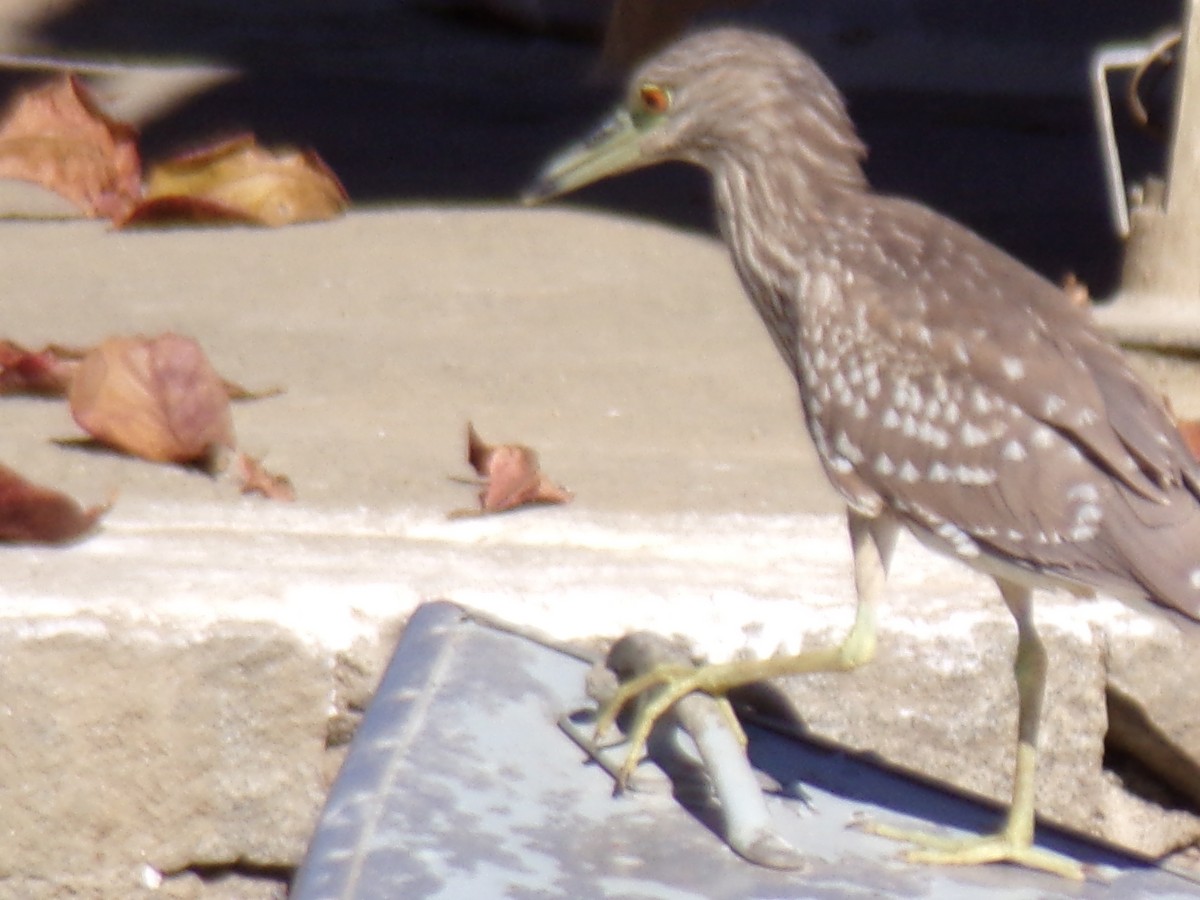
top-left (711, 154), bottom-right (858, 374)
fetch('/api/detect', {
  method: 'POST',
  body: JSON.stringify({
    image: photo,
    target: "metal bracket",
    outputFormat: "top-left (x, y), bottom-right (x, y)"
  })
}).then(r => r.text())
top-left (1090, 29), bottom-right (1180, 238)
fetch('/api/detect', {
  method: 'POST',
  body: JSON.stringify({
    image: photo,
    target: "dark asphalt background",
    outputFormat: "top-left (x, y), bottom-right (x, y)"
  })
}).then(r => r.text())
top-left (13, 0), bottom-right (1186, 295)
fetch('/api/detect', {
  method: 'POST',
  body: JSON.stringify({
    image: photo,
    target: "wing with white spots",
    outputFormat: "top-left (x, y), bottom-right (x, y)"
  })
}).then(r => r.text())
top-left (867, 200), bottom-right (1196, 500)
top-left (806, 338), bottom-right (1121, 590)
top-left (801, 197), bottom-right (1200, 617)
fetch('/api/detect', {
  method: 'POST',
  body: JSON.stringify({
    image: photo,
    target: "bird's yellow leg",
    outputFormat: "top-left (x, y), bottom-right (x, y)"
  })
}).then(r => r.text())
top-left (864, 579), bottom-right (1085, 880)
top-left (595, 511), bottom-right (897, 790)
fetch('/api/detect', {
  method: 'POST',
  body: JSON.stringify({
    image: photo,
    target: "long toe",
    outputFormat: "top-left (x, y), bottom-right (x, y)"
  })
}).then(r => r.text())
top-left (864, 821), bottom-right (1085, 881)
top-left (593, 663), bottom-right (707, 791)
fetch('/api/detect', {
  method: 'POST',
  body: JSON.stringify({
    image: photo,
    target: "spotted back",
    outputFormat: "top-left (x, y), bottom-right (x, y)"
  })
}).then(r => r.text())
top-left (786, 195), bottom-right (1200, 618)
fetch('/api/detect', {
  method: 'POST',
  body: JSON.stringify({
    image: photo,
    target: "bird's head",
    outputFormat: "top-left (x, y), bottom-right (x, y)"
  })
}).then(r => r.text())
top-left (523, 27), bottom-right (866, 205)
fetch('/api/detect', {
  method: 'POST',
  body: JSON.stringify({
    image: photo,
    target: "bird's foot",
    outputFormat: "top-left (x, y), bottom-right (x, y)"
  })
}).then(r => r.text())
top-left (594, 637), bottom-right (867, 792)
top-left (861, 820), bottom-right (1085, 880)
top-left (594, 660), bottom-right (746, 792)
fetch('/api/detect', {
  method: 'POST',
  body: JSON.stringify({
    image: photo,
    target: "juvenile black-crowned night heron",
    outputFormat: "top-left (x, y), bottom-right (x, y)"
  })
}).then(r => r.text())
top-left (523, 27), bottom-right (1200, 878)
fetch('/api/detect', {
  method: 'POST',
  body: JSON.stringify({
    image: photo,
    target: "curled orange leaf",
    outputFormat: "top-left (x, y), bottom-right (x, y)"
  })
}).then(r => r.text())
top-left (121, 133), bottom-right (348, 228)
top-left (453, 422), bottom-right (572, 516)
top-left (0, 74), bottom-right (141, 220)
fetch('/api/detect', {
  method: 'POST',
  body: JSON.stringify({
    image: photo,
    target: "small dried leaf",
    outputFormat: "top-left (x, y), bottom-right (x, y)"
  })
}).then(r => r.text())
top-left (221, 378), bottom-right (284, 401)
top-left (215, 448), bottom-right (296, 501)
top-left (1178, 419), bottom-right (1200, 462)
top-left (1061, 272), bottom-right (1090, 308)
top-left (0, 75), bottom-right (141, 220)
top-left (457, 422), bottom-right (572, 515)
top-left (0, 337), bottom-right (273, 401)
top-left (0, 340), bottom-right (87, 395)
top-left (1161, 393), bottom-right (1200, 462)
top-left (0, 462), bottom-right (106, 543)
top-left (68, 334), bottom-right (235, 463)
top-left (121, 133), bottom-right (348, 228)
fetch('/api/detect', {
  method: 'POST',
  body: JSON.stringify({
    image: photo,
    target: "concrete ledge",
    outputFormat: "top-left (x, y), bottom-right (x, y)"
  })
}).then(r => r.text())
top-left (6, 502), bottom-right (1200, 894)
top-left (3, 210), bottom-right (1199, 896)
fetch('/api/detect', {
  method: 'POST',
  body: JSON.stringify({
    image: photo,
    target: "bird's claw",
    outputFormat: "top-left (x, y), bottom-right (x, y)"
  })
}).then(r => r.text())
top-left (591, 662), bottom-right (703, 792)
top-left (860, 819), bottom-right (1086, 881)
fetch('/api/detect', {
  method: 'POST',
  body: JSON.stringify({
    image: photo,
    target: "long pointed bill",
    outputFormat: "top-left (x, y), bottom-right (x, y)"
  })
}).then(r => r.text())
top-left (521, 108), bottom-right (647, 205)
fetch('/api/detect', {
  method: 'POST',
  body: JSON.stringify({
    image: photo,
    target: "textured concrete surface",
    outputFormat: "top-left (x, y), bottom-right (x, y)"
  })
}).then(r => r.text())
top-left (0, 624), bottom-right (329, 897)
top-left (3, 208), bottom-right (1200, 899)
top-left (2, 1), bottom-right (1199, 897)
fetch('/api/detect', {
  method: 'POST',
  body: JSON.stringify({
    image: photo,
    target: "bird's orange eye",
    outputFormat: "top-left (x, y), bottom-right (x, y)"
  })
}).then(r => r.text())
top-left (638, 83), bottom-right (671, 114)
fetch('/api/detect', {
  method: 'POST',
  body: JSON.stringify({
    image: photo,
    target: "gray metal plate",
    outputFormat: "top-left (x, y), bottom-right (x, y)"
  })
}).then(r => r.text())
top-left (292, 601), bottom-right (1200, 899)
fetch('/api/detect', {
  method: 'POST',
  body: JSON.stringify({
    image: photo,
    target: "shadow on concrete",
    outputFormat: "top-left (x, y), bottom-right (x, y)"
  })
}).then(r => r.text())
top-left (24, 0), bottom-right (1186, 294)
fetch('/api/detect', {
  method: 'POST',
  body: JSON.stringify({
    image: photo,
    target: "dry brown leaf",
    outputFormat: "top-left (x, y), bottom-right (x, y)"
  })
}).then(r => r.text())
top-left (68, 333), bottom-right (235, 463)
top-left (217, 448), bottom-right (296, 501)
top-left (0, 74), bottom-right (141, 220)
top-left (0, 336), bottom-right (278, 400)
top-left (221, 378), bottom-right (284, 401)
top-left (1178, 419), bottom-right (1200, 462)
top-left (453, 422), bottom-right (572, 516)
top-left (120, 133), bottom-right (348, 228)
top-left (1061, 272), bottom-right (1090, 308)
top-left (0, 340), bottom-right (87, 395)
top-left (1161, 393), bottom-right (1200, 462)
top-left (0, 462), bottom-right (106, 543)
top-left (64, 334), bottom-right (294, 498)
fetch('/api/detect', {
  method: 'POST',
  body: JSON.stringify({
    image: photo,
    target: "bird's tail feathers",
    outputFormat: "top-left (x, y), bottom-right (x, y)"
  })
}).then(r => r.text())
top-left (1109, 492), bottom-right (1200, 622)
